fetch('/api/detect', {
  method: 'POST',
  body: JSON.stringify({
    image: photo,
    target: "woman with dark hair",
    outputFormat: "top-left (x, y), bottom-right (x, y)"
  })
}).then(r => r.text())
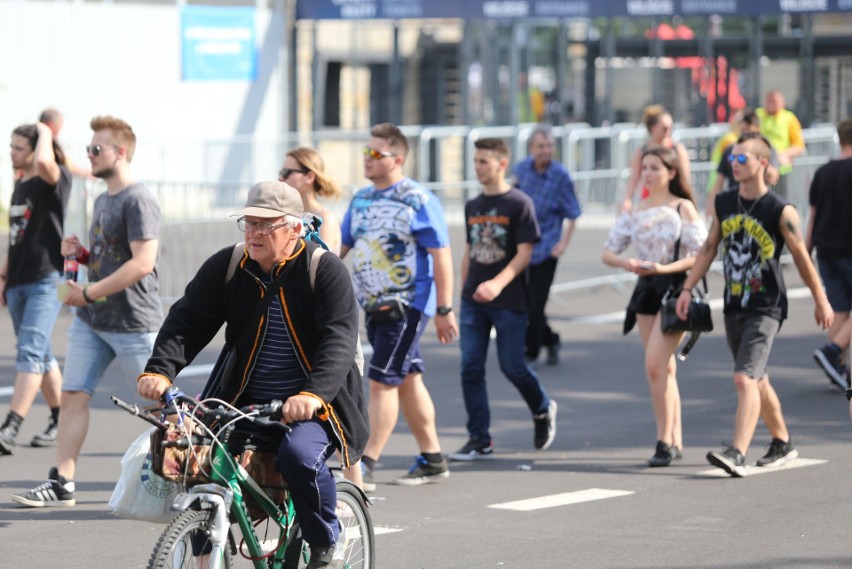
top-left (602, 145), bottom-right (707, 467)
top-left (0, 122), bottom-right (71, 455)
top-left (620, 105), bottom-right (692, 213)
top-left (279, 147), bottom-right (343, 254)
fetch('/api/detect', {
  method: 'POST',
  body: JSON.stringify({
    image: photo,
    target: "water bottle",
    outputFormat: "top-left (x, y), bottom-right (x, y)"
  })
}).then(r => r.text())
top-left (64, 255), bottom-right (78, 282)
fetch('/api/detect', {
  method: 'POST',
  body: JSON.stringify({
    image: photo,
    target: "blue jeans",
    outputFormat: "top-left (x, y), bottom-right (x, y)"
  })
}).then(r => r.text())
top-left (5, 273), bottom-right (63, 374)
top-left (61, 318), bottom-right (157, 395)
top-left (459, 299), bottom-right (550, 441)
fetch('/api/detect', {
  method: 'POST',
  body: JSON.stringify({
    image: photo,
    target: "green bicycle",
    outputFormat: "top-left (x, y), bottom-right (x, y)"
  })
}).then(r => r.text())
top-left (113, 388), bottom-right (375, 569)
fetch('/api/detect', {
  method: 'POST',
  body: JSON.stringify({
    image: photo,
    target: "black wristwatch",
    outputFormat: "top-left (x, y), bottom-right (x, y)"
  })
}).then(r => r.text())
top-left (436, 305), bottom-right (453, 316)
top-left (845, 388), bottom-right (852, 401)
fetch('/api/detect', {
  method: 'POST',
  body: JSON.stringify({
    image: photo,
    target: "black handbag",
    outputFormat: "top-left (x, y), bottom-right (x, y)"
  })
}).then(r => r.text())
top-left (660, 284), bottom-right (713, 334)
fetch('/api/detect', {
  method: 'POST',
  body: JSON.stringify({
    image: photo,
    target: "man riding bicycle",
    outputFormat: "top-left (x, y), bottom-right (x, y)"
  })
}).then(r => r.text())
top-left (137, 181), bottom-right (368, 569)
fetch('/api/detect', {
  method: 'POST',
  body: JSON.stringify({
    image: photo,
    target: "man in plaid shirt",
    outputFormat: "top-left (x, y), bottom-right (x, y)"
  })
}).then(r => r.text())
top-left (512, 125), bottom-right (581, 366)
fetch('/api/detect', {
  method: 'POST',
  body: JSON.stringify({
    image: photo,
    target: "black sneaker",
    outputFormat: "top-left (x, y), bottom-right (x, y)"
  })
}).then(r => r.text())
top-left (306, 543), bottom-right (344, 569)
top-left (0, 423), bottom-right (17, 455)
top-left (31, 418), bottom-right (58, 448)
top-left (546, 341), bottom-right (561, 366)
top-left (755, 438), bottom-right (798, 467)
top-left (392, 456), bottom-right (450, 486)
top-left (533, 399), bottom-right (557, 450)
top-left (11, 467), bottom-right (76, 507)
top-left (813, 344), bottom-right (846, 390)
top-left (648, 441), bottom-right (674, 467)
top-left (449, 437), bottom-right (494, 461)
top-left (706, 446), bottom-right (746, 477)
top-left (360, 461), bottom-right (376, 493)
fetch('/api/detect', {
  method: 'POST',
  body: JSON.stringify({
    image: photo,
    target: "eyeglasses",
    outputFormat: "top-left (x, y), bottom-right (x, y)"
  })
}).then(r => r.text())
top-left (279, 167), bottom-right (309, 180)
top-left (363, 146), bottom-right (396, 160)
top-left (237, 217), bottom-right (290, 236)
top-left (86, 144), bottom-right (118, 157)
top-left (728, 153), bottom-right (751, 165)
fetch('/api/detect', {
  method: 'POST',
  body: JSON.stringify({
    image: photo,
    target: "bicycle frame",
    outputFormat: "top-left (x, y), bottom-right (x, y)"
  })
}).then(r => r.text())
top-left (169, 428), bottom-right (302, 569)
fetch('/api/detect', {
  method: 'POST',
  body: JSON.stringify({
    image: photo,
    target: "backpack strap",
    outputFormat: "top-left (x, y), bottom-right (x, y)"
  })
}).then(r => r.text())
top-left (309, 247), bottom-right (326, 290)
top-left (225, 243), bottom-right (245, 285)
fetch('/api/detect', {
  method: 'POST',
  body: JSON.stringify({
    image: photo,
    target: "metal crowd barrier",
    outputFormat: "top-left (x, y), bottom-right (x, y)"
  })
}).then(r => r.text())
top-left (60, 122), bottom-right (837, 302)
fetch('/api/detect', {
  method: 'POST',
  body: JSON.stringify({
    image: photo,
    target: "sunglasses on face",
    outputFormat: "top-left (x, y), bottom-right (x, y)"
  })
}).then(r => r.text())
top-left (86, 144), bottom-right (117, 157)
top-left (728, 153), bottom-right (752, 165)
top-left (363, 146), bottom-right (396, 160)
top-left (279, 167), bottom-right (309, 180)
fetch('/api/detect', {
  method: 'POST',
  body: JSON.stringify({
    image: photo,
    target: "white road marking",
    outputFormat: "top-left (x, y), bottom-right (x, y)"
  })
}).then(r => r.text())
top-left (488, 488), bottom-right (635, 511)
top-left (697, 457), bottom-right (827, 478)
top-left (374, 526), bottom-right (404, 535)
top-left (0, 387), bottom-right (13, 397)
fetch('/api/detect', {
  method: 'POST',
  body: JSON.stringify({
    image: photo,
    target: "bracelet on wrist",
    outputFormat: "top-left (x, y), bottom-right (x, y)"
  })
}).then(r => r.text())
top-left (82, 285), bottom-right (95, 304)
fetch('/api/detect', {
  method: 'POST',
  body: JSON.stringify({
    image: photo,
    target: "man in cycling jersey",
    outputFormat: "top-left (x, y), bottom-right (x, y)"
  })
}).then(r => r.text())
top-left (137, 181), bottom-right (368, 569)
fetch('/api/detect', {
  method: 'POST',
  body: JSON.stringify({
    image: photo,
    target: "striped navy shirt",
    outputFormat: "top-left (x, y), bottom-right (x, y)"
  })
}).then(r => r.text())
top-left (244, 278), bottom-right (307, 403)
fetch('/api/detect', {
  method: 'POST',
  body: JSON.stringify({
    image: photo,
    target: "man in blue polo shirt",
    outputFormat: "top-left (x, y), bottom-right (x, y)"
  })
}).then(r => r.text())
top-left (513, 125), bottom-right (581, 366)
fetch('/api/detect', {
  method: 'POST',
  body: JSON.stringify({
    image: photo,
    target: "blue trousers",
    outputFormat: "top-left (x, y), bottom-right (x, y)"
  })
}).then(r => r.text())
top-left (275, 419), bottom-right (338, 548)
top-left (459, 298), bottom-right (550, 441)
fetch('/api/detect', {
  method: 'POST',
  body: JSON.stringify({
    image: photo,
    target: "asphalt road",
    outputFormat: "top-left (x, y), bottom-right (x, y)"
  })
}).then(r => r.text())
top-left (1, 266), bottom-right (850, 569)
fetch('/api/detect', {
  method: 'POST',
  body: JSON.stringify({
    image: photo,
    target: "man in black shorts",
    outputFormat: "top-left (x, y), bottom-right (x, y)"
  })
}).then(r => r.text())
top-left (677, 135), bottom-right (833, 477)
top-left (807, 118), bottom-right (852, 391)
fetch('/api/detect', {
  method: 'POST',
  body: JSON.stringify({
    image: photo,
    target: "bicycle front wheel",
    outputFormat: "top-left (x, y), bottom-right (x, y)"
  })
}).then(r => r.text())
top-left (147, 509), bottom-right (234, 569)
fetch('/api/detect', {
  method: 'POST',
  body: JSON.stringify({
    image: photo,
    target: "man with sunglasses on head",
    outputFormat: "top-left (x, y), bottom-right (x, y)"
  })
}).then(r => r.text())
top-left (136, 181), bottom-right (368, 569)
top-left (340, 123), bottom-right (458, 491)
top-left (12, 116), bottom-right (163, 508)
top-left (676, 134), bottom-right (833, 477)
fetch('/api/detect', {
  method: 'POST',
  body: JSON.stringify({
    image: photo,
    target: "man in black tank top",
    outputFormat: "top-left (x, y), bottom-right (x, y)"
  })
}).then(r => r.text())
top-left (676, 135), bottom-right (834, 477)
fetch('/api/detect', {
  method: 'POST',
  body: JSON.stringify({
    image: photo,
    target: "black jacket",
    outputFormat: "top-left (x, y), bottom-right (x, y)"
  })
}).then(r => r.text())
top-left (144, 240), bottom-right (368, 467)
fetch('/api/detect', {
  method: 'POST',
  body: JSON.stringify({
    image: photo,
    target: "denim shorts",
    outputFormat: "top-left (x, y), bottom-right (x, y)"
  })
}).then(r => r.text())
top-left (724, 312), bottom-right (781, 380)
top-left (5, 273), bottom-right (63, 374)
top-left (365, 308), bottom-right (428, 386)
top-left (62, 317), bottom-right (157, 395)
top-left (818, 255), bottom-right (852, 313)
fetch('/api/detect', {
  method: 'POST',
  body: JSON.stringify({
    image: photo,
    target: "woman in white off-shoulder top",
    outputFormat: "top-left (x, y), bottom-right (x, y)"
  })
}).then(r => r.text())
top-left (602, 145), bottom-right (708, 467)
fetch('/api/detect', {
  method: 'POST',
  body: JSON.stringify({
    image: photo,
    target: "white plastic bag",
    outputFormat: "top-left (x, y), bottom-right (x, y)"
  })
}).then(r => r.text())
top-left (109, 427), bottom-right (180, 524)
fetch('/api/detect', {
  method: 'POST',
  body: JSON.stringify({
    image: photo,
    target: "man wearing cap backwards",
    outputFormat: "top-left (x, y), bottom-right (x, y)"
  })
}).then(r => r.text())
top-left (136, 181), bottom-right (368, 569)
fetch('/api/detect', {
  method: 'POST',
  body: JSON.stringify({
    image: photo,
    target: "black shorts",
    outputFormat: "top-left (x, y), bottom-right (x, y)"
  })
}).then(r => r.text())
top-left (623, 273), bottom-right (686, 334)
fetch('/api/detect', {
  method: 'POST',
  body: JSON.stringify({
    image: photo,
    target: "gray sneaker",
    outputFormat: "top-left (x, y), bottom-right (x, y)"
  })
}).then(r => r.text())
top-left (31, 418), bottom-right (58, 448)
top-left (706, 445), bottom-right (747, 477)
top-left (755, 438), bottom-right (798, 467)
top-left (392, 456), bottom-right (449, 486)
top-left (0, 423), bottom-right (17, 455)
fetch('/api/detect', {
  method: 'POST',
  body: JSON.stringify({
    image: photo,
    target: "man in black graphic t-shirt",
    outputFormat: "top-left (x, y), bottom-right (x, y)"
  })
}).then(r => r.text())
top-left (0, 123), bottom-right (70, 455)
top-left (677, 135), bottom-right (833, 477)
top-left (450, 138), bottom-right (558, 463)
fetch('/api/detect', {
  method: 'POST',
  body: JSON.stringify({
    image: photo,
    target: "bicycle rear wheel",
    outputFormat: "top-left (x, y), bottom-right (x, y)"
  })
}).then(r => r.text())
top-left (147, 509), bottom-right (234, 569)
top-left (283, 480), bottom-right (375, 569)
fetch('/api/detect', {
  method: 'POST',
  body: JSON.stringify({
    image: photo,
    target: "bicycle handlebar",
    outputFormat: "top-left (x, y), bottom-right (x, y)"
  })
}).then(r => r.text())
top-left (112, 387), bottom-right (285, 431)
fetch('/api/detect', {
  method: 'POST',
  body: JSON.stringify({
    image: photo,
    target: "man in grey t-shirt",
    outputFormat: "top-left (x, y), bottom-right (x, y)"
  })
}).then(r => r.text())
top-left (12, 116), bottom-right (163, 508)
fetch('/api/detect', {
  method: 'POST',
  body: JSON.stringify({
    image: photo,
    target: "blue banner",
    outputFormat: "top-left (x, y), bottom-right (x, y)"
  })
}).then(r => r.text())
top-left (296, 0), bottom-right (852, 19)
top-left (181, 6), bottom-right (257, 81)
